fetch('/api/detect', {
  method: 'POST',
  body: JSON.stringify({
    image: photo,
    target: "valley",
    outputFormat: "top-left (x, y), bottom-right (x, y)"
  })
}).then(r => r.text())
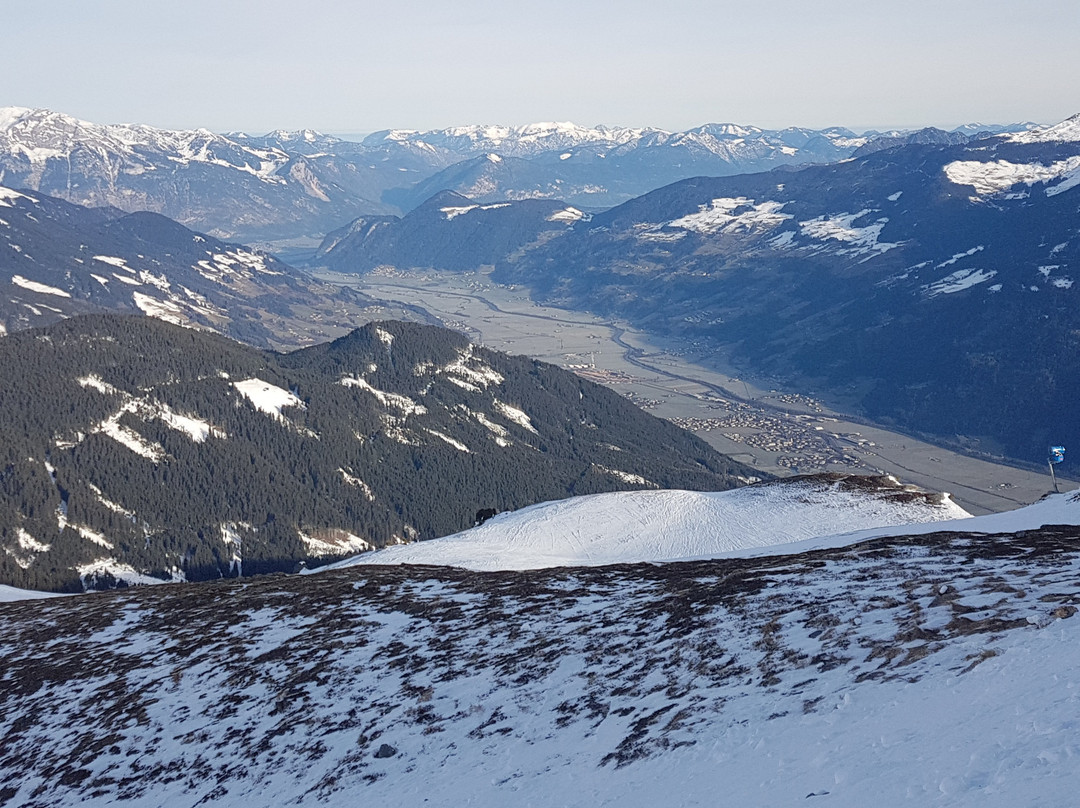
top-left (320, 267), bottom-right (1072, 515)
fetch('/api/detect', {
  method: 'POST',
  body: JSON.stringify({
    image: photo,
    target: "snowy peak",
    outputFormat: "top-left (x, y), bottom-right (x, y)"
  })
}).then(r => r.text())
top-left (1003, 112), bottom-right (1080, 143)
top-left (371, 119), bottom-right (868, 162)
top-left (0, 106), bottom-right (288, 178)
top-left (0, 107), bottom-right (392, 241)
top-left (375, 121), bottom-right (665, 157)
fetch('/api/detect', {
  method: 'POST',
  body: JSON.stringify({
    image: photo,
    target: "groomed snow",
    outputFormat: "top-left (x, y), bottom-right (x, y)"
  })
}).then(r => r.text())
top-left (0, 583), bottom-right (62, 602)
top-left (750, 488), bottom-right (1080, 560)
top-left (332, 477), bottom-right (971, 571)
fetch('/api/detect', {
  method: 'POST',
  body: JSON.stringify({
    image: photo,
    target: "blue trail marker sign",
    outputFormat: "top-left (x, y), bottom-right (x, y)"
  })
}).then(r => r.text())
top-left (1049, 445), bottom-right (1065, 492)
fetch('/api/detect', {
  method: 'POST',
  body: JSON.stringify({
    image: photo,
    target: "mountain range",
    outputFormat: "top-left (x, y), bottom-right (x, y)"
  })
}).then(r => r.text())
top-left (485, 114), bottom-right (1080, 463)
top-left (2, 107), bottom-right (1032, 244)
top-left (0, 182), bottom-right (436, 348)
top-left (0, 314), bottom-right (755, 592)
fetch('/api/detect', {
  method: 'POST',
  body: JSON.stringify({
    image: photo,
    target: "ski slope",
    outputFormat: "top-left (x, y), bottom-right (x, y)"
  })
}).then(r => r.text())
top-left (331, 475), bottom-right (972, 571)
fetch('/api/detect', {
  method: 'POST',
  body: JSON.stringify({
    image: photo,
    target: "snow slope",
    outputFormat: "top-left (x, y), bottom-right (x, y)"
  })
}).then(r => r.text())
top-left (0, 584), bottom-right (61, 602)
top-left (332, 475), bottom-right (970, 571)
top-left (4, 521), bottom-right (1080, 807)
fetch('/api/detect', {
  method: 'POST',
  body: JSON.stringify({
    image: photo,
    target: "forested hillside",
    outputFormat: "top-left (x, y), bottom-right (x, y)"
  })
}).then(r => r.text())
top-left (0, 315), bottom-right (757, 592)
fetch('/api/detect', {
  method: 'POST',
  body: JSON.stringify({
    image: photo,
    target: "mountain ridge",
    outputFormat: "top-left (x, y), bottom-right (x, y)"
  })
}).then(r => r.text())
top-left (0, 314), bottom-right (757, 592)
top-left (3, 107), bottom-right (1037, 242)
top-left (0, 183), bottom-right (429, 348)
top-left (490, 115), bottom-right (1080, 463)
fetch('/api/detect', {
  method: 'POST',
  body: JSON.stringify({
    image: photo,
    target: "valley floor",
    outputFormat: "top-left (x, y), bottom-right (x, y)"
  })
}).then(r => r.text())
top-left (317, 268), bottom-right (1071, 515)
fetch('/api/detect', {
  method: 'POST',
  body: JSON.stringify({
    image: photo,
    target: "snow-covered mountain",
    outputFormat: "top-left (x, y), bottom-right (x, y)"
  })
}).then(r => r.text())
top-left (0, 107), bottom-right (393, 241)
top-left (2, 107), bottom-right (994, 242)
top-left (0, 183), bottom-right (421, 348)
top-left (372, 120), bottom-right (875, 210)
top-left (494, 113), bottom-right (1080, 463)
top-left (4, 483), bottom-right (1080, 806)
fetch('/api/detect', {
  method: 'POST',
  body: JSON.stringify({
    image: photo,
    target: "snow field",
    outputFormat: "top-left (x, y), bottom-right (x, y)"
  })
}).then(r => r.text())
top-left (334, 477), bottom-right (971, 571)
top-left (4, 525), bottom-right (1080, 807)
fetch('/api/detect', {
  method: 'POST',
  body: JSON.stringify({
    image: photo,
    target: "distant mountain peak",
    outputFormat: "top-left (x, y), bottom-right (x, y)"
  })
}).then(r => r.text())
top-left (1006, 112), bottom-right (1080, 144)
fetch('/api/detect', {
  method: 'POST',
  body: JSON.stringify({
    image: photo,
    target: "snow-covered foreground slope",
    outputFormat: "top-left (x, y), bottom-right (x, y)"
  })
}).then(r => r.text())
top-left (3, 521), bottom-right (1080, 807)
top-left (0, 584), bottom-right (60, 602)
top-left (330, 474), bottom-right (971, 570)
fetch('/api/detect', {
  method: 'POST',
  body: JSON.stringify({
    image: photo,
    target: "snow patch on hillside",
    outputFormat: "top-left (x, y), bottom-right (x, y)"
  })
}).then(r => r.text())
top-left (77, 374), bottom-right (119, 395)
top-left (473, 411), bottom-right (511, 447)
top-left (158, 404), bottom-right (219, 442)
top-left (11, 275), bottom-right (71, 298)
top-left (220, 523), bottom-right (243, 575)
top-left (425, 428), bottom-right (470, 453)
top-left (132, 291), bottom-right (187, 325)
top-left (437, 346), bottom-right (504, 392)
top-left (493, 399), bottom-right (538, 433)
top-left (547, 206), bottom-right (585, 223)
top-left (76, 525), bottom-right (113, 549)
top-left (936, 245), bottom-right (984, 268)
top-left (799, 210), bottom-right (899, 256)
top-left (92, 255), bottom-right (136, 272)
top-left (339, 375), bottom-right (426, 416)
top-left (338, 468), bottom-right (375, 501)
top-left (667, 197), bottom-right (791, 235)
top-left (924, 268), bottom-right (998, 296)
top-left (0, 187), bottom-right (36, 207)
top-left (92, 400), bottom-right (175, 462)
top-left (375, 326), bottom-right (394, 349)
top-left (233, 378), bottom-right (305, 420)
top-left (944, 156), bottom-right (1080, 195)
top-left (299, 529), bottom-right (373, 557)
top-left (593, 464), bottom-right (655, 487)
top-left (76, 559), bottom-right (181, 589)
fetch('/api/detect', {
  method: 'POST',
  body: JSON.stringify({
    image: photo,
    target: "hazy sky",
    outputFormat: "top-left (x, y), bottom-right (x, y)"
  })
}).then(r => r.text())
top-left (7, 0), bottom-right (1078, 134)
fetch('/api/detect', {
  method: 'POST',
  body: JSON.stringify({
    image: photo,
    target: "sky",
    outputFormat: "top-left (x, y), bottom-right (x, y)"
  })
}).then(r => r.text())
top-left (6, 0), bottom-right (1079, 135)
